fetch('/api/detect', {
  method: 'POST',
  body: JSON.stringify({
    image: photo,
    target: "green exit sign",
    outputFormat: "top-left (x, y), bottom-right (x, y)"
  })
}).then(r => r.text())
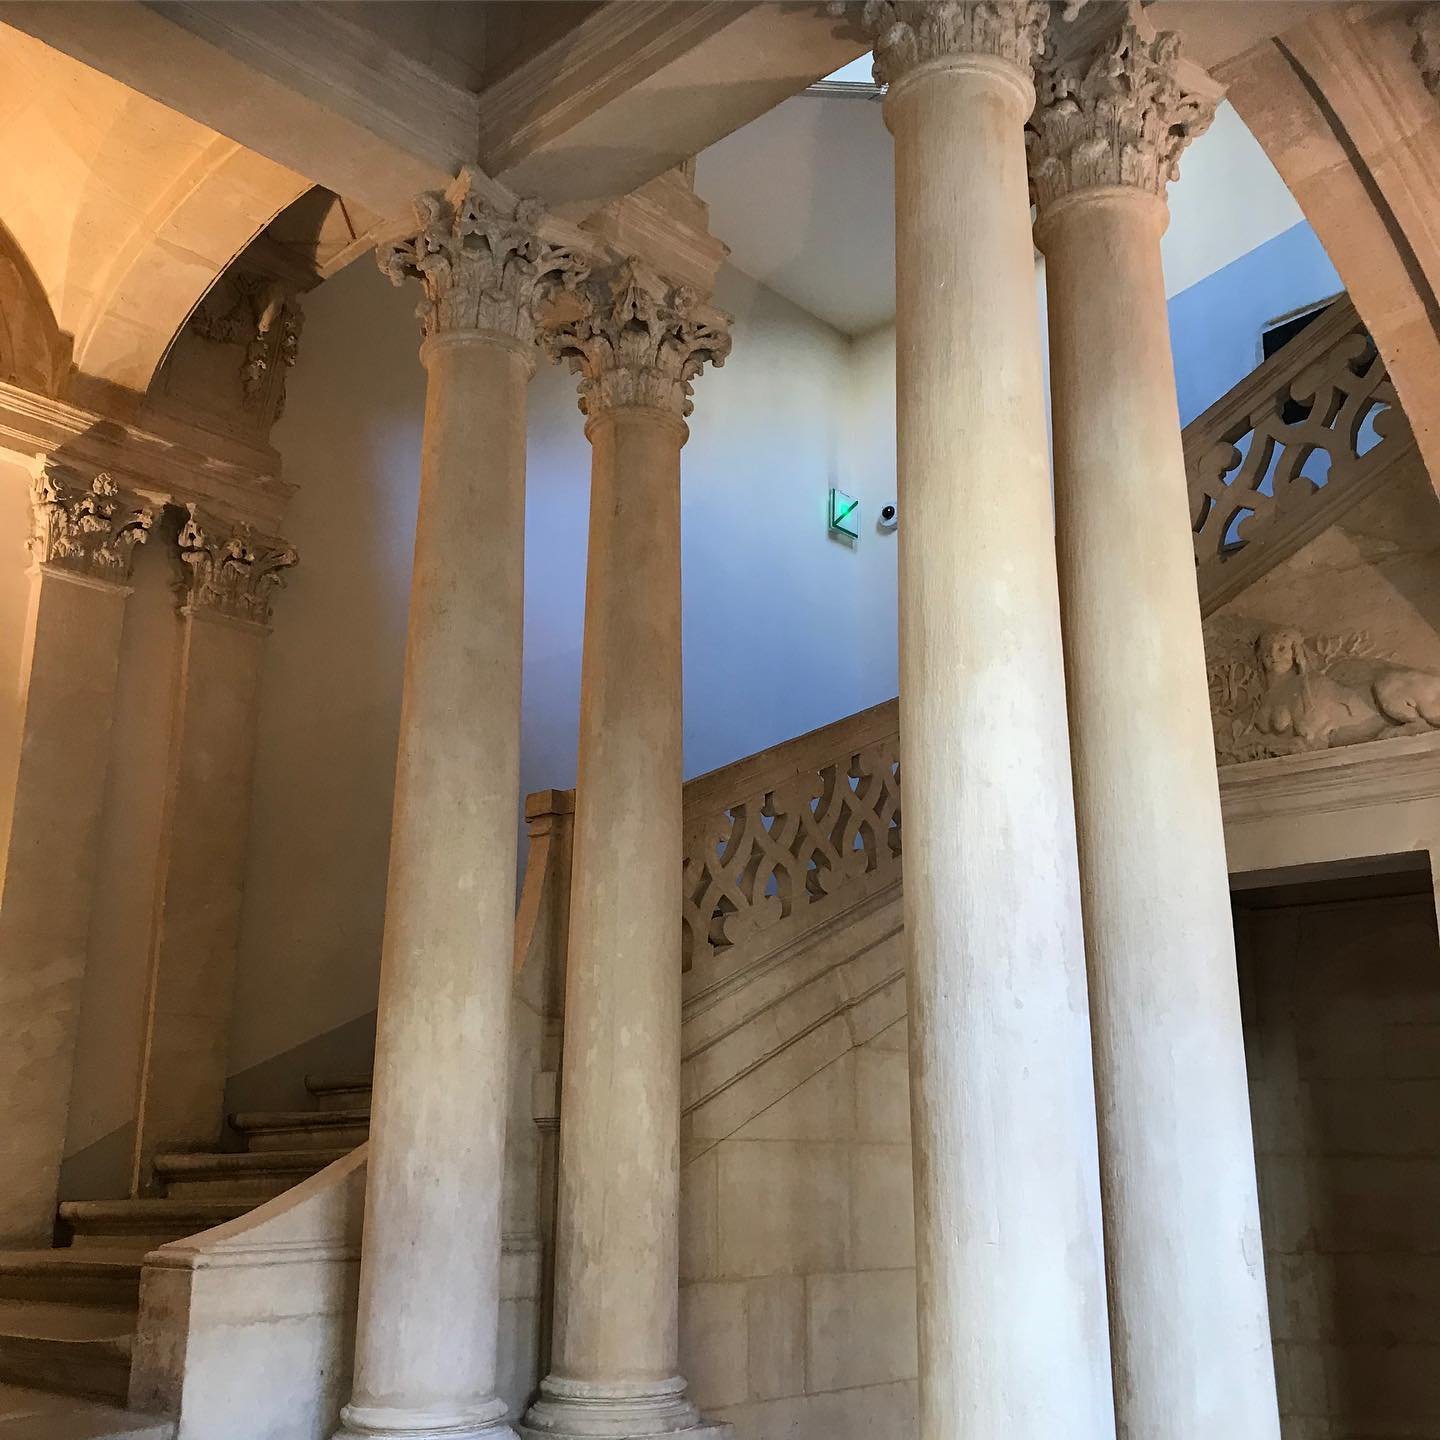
top-left (829, 488), bottom-right (860, 539)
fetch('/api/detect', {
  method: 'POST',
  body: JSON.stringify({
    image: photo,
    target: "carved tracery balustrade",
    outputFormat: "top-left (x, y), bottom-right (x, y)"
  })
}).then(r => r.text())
top-left (680, 700), bottom-right (902, 982)
top-left (1187, 294), bottom-right (1417, 614)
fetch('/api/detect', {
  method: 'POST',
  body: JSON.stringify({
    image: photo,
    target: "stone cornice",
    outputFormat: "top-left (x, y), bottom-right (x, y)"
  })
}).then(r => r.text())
top-left (1028, 15), bottom-right (1220, 216)
top-left (177, 503), bottom-right (297, 628)
top-left (28, 460), bottom-right (156, 584)
top-left (0, 381), bottom-right (293, 534)
top-left (378, 172), bottom-right (589, 347)
top-left (847, 0), bottom-right (1052, 88)
top-left (544, 262), bottom-right (732, 422)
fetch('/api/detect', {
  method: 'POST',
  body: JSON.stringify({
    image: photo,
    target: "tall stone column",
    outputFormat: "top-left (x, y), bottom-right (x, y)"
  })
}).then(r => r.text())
top-left (131, 505), bottom-right (297, 1191)
top-left (856, 4), bottom-right (1116, 1436)
top-left (1030, 17), bottom-right (1280, 1436)
top-left (334, 177), bottom-right (585, 1440)
top-left (0, 462), bottom-right (153, 1245)
top-left (521, 263), bottom-right (730, 1440)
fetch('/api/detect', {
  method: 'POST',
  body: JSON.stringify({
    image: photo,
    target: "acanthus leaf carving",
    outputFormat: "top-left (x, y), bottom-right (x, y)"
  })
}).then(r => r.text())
top-left (178, 503), bottom-right (297, 627)
top-left (1027, 17), bottom-right (1216, 214)
top-left (838, 0), bottom-right (1053, 87)
top-left (1206, 614), bottom-right (1440, 766)
top-left (28, 463), bottom-right (155, 582)
top-left (379, 174), bottom-right (588, 347)
top-left (544, 261), bottom-right (732, 421)
top-left (191, 273), bottom-right (304, 418)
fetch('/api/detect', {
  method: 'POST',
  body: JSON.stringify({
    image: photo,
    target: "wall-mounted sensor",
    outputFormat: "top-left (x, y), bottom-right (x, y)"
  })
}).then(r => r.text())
top-left (878, 503), bottom-right (898, 532)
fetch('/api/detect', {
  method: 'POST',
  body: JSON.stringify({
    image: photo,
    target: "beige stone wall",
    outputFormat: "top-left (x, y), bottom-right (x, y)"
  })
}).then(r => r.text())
top-left (678, 1017), bottom-right (918, 1438)
top-left (1241, 889), bottom-right (1440, 1439)
top-left (0, 454), bottom-right (35, 851)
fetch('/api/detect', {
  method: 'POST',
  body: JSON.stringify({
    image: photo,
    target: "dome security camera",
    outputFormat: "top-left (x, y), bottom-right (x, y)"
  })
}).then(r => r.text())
top-left (878, 503), bottom-right (898, 532)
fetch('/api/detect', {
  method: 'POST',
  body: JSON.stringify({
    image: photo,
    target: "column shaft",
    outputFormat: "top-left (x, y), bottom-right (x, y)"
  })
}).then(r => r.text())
top-left (522, 262), bottom-right (729, 1440)
top-left (132, 569), bottom-right (279, 1189)
top-left (0, 566), bottom-right (131, 1243)
top-left (556, 406), bottom-right (685, 1384)
top-left (341, 331), bottom-right (529, 1438)
top-left (884, 38), bottom-right (1115, 1440)
top-left (1043, 189), bottom-right (1280, 1436)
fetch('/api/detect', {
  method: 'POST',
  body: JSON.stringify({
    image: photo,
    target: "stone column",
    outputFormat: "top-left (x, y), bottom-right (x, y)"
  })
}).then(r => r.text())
top-left (857, 4), bottom-right (1116, 1436)
top-left (334, 177), bottom-right (585, 1440)
top-left (521, 264), bottom-right (729, 1440)
top-left (1030, 17), bottom-right (1280, 1436)
top-left (0, 462), bottom-right (153, 1245)
top-left (130, 505), bottom-right (297, 1191)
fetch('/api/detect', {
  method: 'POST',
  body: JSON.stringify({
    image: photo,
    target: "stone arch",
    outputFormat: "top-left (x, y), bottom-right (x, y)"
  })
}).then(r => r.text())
top-left (0, 23), bottom-right (309, 415)
top-left (1217, 5), bottom-right (1440, 498)
top-left (0, 221), bottom-right (67, 395)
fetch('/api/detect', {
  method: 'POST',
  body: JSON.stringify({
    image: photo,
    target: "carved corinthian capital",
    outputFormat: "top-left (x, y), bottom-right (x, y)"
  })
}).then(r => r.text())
top-left (28, 463), bottom-right (155, 583)
top-left (177, 504), bottom-right (297, 627)
top-left (843, 0), bottom-right (1051, 88)
top-left (544, 262), bottom-right (732, 422)
top-left (379, 172), bottom-right (588, 347)
top-left (1027, 17), bottom-right (1217, 216)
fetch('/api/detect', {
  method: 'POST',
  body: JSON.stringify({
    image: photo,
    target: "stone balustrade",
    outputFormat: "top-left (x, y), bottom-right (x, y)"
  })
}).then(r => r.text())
top-left (1188, 294), bottom-right (1417, 612)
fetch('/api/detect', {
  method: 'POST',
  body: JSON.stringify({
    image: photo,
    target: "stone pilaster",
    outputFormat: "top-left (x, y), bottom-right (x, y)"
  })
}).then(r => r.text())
top-left (1030, 14), bottom-right (1279, 1439)
top-left (0, 461), bottom-right (155, 1244)
top-left (335, 176), bottom-right (584, 1440)
top-left (848, 3), bottom-right (1118, 1436)
top-left (522, 264), bottom-right (729, 1440)
top-left (131, 505), bottom-right (296, 1192)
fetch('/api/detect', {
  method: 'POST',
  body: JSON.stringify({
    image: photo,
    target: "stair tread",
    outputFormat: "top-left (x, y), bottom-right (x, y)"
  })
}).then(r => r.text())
top-left (0, 1382), bottom-right (171, 1439)
top-left (152, 1148), bottom-right (349, 1175)
top-left (304, 1072), bottom-right (372, 1093)
top-left (0, 1253), bottom-right (145, 1278)
top-left (59, 1199), bottom-right (251, 1223)
top-left (0, 1303), bottom-right (133, 1347)
top-left (230, 1107), bottom-right (369, 1130)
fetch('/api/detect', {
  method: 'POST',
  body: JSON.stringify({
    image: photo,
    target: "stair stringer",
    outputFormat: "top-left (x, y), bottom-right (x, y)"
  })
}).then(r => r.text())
top-left (681, 883), bottom-right (906, 1164)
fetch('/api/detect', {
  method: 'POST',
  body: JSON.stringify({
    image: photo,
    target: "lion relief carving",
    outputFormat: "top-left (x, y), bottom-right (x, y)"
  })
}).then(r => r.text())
top-left (1207, 617), bottom-right (1440, 765)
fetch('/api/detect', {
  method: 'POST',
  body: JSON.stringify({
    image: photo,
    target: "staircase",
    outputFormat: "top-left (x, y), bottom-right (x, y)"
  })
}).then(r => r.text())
top-left (0, 1071), bottom-right (373, 1412)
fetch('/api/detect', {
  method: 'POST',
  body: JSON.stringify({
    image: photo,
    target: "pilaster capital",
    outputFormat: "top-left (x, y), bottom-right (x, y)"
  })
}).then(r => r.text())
top-left (378, 171), bottom-right (589, 349)
top-left (27, 461), bottom-right (156, 583)
top-left (177, 503), bottom-right (297, 628)
top-left (544, 262), bottom-right (732, 424)
top-left (1027, 16), bottom-right (1218, 219)
top-left (841, 0), bottom-right (1053, 89)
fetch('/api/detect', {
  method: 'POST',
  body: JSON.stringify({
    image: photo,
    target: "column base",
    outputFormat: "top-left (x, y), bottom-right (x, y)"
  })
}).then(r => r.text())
top-left (519, 1375), bottom-right (731, 1440)
top-left (334, 1397), bottom-right (518, 1440)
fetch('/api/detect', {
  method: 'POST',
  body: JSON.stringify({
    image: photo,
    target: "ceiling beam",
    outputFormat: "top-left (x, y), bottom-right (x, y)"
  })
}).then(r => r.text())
top-left (0, 1), bottom-right (866, 225)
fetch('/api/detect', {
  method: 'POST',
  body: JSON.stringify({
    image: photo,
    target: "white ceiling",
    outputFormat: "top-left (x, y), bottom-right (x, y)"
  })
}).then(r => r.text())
top-left (696, 90), bottom-right (1305, 338)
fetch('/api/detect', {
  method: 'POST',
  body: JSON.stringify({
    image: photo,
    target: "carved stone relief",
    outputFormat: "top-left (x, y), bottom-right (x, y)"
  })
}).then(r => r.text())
top-left (543, 261), bottom-right (732, 421)
top-left (1207, 613), bottom-right (1440, 764)
top-left (843, 0), bottom-right (1053, 86)
top-left (189, 272), bottom-right (305, 420)
top-left (177, 503), bottom-right (297, 626)
top-left (28, 463), bottom-right (155, 582)
top-left (1413, 4), bottom-right (1440, 97)
top-left (379, 175), bottom-right (587, 346)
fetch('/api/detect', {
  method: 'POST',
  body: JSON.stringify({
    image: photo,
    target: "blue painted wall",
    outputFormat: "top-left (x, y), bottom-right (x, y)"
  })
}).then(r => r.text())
top-left (1168, 221), bottom-right (1342, 428)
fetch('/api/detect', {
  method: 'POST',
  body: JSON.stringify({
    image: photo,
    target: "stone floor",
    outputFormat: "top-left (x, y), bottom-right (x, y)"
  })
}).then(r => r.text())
top-left (0, 1383), bottom-right (171, 1439)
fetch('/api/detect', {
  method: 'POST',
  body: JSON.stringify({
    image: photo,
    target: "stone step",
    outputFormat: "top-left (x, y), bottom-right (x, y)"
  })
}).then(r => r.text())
top-left (0, 1382), bottom-right (173, 1439)
top-left (303, 1072), bottom-right (373, 1107)
top-left (0, 1300), bottom-right (134, 1405)
top-left (57, 1200), bottom-right (252, 1250)
top-left (151, 1149), bottom-right (349, 1201)
top-left (0, 1253), bottom-right (143, 1309)
top-left (229, 1108), bottom-right (370, 1153)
